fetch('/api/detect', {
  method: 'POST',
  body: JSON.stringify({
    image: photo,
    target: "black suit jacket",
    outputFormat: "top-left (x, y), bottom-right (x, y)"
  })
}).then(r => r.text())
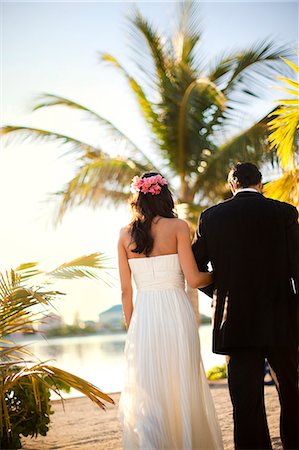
top-left (192, 191), bottom-right (299, 354)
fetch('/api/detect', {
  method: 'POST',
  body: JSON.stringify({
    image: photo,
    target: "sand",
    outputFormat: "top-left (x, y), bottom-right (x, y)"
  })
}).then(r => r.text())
top-left (21, 380), bottom-right (282, 450)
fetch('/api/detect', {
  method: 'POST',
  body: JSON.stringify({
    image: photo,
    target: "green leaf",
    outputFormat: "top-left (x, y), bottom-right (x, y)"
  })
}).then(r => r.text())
top-left (0, 125), bottom-right (104, 159)
top-left (32, 93), bottom-right (155, 168)
top-left (264, 170), bottom-right (299, 209)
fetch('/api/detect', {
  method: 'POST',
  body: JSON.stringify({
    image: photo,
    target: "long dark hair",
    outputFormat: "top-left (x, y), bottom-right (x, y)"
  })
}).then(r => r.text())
top-left (129, 172), bottom-right (177, 256)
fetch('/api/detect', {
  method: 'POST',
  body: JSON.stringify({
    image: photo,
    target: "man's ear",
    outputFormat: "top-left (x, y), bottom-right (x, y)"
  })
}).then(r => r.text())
top-left (257, 181), bottom-right (263, 193)
top-left (229, 180), bottom-right (236, 194)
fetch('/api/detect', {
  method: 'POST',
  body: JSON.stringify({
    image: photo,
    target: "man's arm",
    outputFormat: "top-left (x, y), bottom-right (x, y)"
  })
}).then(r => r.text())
top-left (285, 204), bottom-right (299, 294)
top-left (285, 204), bottom-right (299, 347)
top-left (192, 212), bottom-right (214, 298)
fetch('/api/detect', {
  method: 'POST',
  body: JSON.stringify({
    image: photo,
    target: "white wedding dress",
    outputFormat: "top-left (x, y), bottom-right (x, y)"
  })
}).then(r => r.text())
top-left (118, 253), bottom-right (223, 450)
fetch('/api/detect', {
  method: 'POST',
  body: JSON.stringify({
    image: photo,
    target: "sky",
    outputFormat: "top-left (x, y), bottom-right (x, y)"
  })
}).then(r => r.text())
top-left (1, 1), bottom-right (298, 323)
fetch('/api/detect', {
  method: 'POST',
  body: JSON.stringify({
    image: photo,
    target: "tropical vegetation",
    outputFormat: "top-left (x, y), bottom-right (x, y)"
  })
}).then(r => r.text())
top-left (206, 363), bottom-right (227, 380)
top-left (264, 56), bottom-right (299, 209)
top-left (0, 1), bottom-right (290, 224)
top-left (0, 253), bottom-right (114, 449)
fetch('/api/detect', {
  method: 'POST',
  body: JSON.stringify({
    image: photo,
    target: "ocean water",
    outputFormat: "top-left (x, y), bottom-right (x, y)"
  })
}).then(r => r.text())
top-left (19, 325), bottom-right (225, 397)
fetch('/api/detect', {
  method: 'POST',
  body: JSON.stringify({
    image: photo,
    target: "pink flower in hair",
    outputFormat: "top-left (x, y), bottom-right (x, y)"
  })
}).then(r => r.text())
top-left (143, 178), bottom-right (152, 189)
top-left (130, 174), bottom-right (168, 195)
top-left (130, 176), bottom-right (143, 193)
top-left (141, 184), bottom-right (149, 194)
top-left (149, 184), bottom-right (161, 195)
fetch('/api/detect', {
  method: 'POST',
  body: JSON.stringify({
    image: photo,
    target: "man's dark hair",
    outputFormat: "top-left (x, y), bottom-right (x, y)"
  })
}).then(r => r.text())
top-left (228, 162), bottom-right (262, 188)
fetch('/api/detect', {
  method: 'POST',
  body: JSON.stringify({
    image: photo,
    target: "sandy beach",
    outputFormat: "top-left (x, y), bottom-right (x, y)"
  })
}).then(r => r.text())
top-left (21, 380), bottom-right (282, 450)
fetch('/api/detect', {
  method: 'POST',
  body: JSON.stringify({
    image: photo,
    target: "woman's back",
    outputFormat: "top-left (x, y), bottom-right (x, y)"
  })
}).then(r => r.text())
top-left (123, 217), bottom-right (181, 259)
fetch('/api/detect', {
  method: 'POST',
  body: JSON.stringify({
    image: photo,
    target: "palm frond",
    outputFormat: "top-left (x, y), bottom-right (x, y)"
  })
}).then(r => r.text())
top-left (279, 56), bottom-right (299, 74)
top-left (178, 78), bottom-right (226, 180)
top-left (55, 156), bottom-right (144, 221)
top-left (100, 53), bottom-right (162, 141)
top-left (51, 252), bottom-right (109, 271)
top-left (14, 262), bottom-right (42, 283)
top-left (193, 112), bottom-right (274, 200)
top-left (48, 252), bottom-right (112, 280)
top-left (264, 170), bottom-right (299, 209)
top-left (207, 51), bottom-right (237, 86)
top-left (41, 365), bottom-right (114, 408)
top-left (210, 40), bottom-right (291, 115)
top-left (0, 256), bottom-right (114, 441)
top-left (276, 76), bottom-right (299, 90)
top-left (0, 344), bottom-right (33, 361)
top-left (0, 252), bottom-right (112, 340)
top-left (267, 56), bottom-right (299, 170)
top-left (128, 5), bottom-right (170, 80)
top-left (0, 270), bottom-right (55, 338)
top-left (32, 93), bottom-right (155, 167)
top-left (268, 106), bottom-right (299, 170)
top-left (2, 362), bottom-right (114, 412)
top-left (0, 126), bottom-right (103, 159)
top-left (172, 0), bottom-right (202, 68)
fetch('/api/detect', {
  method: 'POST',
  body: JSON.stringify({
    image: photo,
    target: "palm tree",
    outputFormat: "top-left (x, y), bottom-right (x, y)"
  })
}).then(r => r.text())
top-left (0, 1), bottom-right (289, 223)
top-left (264, 56), bottom-right (299, 209)
top-left (0, 253), bottom-right (114, 448)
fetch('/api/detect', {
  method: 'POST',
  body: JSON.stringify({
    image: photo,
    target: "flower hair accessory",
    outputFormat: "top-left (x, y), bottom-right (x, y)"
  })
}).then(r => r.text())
top-left (130, 174), bottom-right (168, 195)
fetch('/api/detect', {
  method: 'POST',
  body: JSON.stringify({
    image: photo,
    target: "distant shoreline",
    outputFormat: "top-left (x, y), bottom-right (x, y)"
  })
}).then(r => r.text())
top-left (15, 320), bottom-right (212, 341)
top-left (11, 329), bottom-right (127, 341)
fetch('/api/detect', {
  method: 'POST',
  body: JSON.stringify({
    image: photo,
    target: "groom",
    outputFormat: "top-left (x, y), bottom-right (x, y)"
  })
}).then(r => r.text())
top-left (192, 162), bottom-right (298, 450)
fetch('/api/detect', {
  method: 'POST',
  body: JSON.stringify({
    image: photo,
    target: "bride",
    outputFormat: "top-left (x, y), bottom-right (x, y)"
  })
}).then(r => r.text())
top-left (118, 172), bottom-right (223, 450)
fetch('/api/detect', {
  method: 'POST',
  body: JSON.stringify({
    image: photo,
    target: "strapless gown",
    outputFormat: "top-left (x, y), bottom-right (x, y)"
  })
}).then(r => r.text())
top-left (118, 253), bottom-right (223, 450)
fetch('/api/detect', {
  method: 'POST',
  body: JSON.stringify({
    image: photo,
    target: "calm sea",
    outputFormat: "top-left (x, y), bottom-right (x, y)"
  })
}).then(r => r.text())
top-left (19, 324), bottom-right (225, 398)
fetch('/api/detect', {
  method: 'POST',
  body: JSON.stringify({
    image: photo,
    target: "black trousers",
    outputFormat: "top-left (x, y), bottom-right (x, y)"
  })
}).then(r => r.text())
top-left (227, 346), bottom-right (298, 450)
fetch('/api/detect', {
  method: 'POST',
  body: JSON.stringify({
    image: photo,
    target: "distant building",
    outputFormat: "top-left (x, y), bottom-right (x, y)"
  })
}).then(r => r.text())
top-left (36, 314), bottom-right (64, 332)
top-left (84, 320), bottom-right (97, 327)
top-left (84, 319), bottom-right (101, 331)
top-left (200, 313), bottom-right (212, 325)
top-left (99, 305), bottom-right (125, 331)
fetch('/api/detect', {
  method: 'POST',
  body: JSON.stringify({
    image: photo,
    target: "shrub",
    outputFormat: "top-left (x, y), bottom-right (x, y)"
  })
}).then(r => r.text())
top-left (0, 255), bottom-right (114, 448)
top-left (206, 363), bottom-right (227, 380)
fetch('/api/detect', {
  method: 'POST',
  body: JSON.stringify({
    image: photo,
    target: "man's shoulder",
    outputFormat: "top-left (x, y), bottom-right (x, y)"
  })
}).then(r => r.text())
top-left (264, 197), bottom-right (298, 219)
top-left (200, 196), bottom-right (298, 226)
top-left (201, 197), bottom-right (233, 219)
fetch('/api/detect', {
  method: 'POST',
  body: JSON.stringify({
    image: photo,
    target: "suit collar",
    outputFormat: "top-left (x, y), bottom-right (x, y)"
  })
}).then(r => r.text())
top-left (236, 188), bottom-right (259, 194)
top-left (234, 190), bottom-right (263, 198)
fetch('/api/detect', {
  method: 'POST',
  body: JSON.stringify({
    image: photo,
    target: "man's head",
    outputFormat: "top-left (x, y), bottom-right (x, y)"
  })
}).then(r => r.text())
top-left (228, 162), bottom-right (262, 194)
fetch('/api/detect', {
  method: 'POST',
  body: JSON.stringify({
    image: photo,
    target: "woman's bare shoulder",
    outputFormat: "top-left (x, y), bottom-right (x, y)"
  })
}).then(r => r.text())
top-left (164, 217), bottom-right (189, 232)
top-left (119, 225), bottom-right (131, 243)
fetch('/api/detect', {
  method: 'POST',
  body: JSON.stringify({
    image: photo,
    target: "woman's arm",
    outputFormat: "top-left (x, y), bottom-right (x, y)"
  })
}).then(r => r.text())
top-left (117, 229), bottom-right (133, 329)
top-left (192, 211), bottom-right (215, 298)
top-left (177, 220), bottom-right (213, 289)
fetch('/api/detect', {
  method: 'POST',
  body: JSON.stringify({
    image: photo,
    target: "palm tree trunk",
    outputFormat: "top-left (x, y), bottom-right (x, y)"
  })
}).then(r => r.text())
top-left (179, 175), bottom-right (188, 200)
